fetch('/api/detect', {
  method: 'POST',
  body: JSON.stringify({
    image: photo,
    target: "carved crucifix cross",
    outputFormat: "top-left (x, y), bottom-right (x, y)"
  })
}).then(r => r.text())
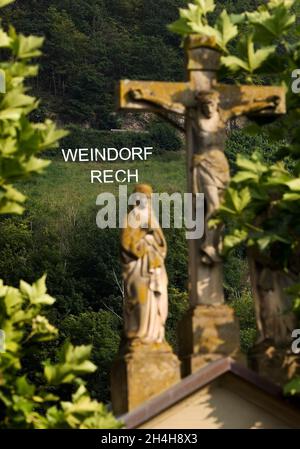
top-left (117, 35), bottom-right (286, 307)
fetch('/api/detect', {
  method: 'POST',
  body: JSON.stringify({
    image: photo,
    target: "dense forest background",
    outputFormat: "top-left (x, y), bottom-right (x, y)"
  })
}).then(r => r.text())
top-left (0, 0), bottom-right (266, 403)
top-left (2, 0), bottom-right (260, 128)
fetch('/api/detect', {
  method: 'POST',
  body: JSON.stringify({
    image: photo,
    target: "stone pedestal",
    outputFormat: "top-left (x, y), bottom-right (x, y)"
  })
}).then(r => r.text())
top-left (178, 304), bottom-right (244, 377)
top-left (248, 341), bottom-right (300, 387)
top-left (111, 341), bottom-right (181, 416)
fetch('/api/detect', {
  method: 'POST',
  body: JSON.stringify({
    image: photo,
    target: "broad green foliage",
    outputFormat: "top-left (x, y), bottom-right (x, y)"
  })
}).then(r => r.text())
top-left (0, 0), bottom-right (121, 428)
top-left (284, 377), bottom-right (300, 395)
top-left (169, 0), bottom-right (298, 76)
top-left (0, 0), bottom-right (13, 7)
top-left (209, 0), bottom-right (300, 275)
top-left (0, 20), bottom-right (66, 215)
top-left (0, 276), bottom-right (121, 428)
top-left (168, 1), bottom-right (238, 52)
top-left (217, 151), bottom-right (297, 257)
top-left (222, 38), bottom-right (276, 74)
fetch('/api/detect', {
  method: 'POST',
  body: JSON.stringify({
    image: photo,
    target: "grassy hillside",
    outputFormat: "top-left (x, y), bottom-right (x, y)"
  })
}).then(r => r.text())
top-left (23, 151), bottom-right (187, 214)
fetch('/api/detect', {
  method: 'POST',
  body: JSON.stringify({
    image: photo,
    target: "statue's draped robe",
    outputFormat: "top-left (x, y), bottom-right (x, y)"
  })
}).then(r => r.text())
top-left (121, 215), bottom-right (168, 343)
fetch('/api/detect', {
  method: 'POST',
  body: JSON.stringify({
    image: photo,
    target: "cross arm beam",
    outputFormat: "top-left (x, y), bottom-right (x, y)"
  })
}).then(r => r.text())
top-left (117, 80), bottom-right (192, 115)
top-left (217, 84), bottom-right (286, 122)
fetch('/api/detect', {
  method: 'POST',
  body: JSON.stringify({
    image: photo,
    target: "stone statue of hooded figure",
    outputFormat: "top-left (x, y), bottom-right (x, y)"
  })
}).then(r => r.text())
top-left (121, 184), bottom-right (168, 345)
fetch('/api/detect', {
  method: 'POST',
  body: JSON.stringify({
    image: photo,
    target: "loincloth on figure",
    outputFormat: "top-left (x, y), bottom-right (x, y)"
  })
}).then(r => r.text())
top-left (192, 149), bottom-right (230, 192)
top-left (192, 149), bottom-right (229, 264)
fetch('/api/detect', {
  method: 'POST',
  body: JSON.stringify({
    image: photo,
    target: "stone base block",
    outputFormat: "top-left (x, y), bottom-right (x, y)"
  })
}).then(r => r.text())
top-left (248, 341), bottom-right (300, 387)
top-left (111, 341), bottom-right (181, 416)
top-left (178, 304), bottom-right (243, 376)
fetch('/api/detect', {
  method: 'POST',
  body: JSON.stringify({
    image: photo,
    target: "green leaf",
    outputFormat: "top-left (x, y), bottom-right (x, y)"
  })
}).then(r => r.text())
top-left (256, 235), bottom-right (273, 251)
top-left (194, 0), bottom-right (215, 15)
top-left (19, 275), bottom-right (55, 306)
top-left (4, 286), bottom-right (23, 316)
top-left (16, 376), bottom-right (35, 397)
top-left (0, 0), bottom-right (15, 7)
top-left (167, 19), bottom-right (192, 35)
top-left (232, 171), bottom-right (259, 183)
top-left (236, 152), bottom-right (267, 174)
top-left (168, 0), bottom-right (217, 39)
top-left (229, 13), bottom-right (246, 25)
top-left (268, 0), bottom-right (295, 8)
top-left (223, 229), bottom-right (248, 252)
top-left (0, 29), bottom-right (11, 47)
top-left (11, 33), bottom-right (44, 59)
top-left (282, 193), bottom-right (300, 201)
top-left (1, 91), bottom-right (35, 109)
top-left (215, 10), bottom-right (238, 51)
top-left (33, 274), bottom-right (47, 296)
top-left (248, 3), bottom-right (295, 43)
top-left (64, 343), bottom-right (94, 365)
top-left (222, 35), bottom-right (275, 73)
top-left (35, 120), bottom-right (68, 150)
top-left (284, 377), bottom-right (300, 395)
top-left (247, 39), bottom-right (275, 72)
top-left (0, 201), bottom-right (24, 214)
top-left (58, 386), bottom-right (122, 429)
top-left (239, 187), bottom-right (252, 211)
top-left (4, 185), bottom-right (26, 203)
top-left (189, 22), bottom-right (219, 41)
top-left (0, 279), bottom-right (8, 297)
top-left (29, 315), bottom-right (58, 342)
top-left (265, 169), bottom-right (292, 186)
top-left (24, 156), bottom-right (50, 174)
top-left (221, 55), bottom-right (249, 72)
top-left (12, 395), bottom-right (35, 415)
top-left (168, 1), bottom-right (236, 53)
top-left (44, 343), bottom-right (97, 385)
top-left (294, 298), bottom-right (300, 312)
top-left (179, 4), bottom-right (202, 23)
top-left (286, 179), bottom-right (300, 191)
top-left (224, 187), bottom-right (251, 213)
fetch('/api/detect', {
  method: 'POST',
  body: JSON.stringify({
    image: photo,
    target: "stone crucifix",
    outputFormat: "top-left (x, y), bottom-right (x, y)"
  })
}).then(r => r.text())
top-left (118, 35), bottom-right (286, 310)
